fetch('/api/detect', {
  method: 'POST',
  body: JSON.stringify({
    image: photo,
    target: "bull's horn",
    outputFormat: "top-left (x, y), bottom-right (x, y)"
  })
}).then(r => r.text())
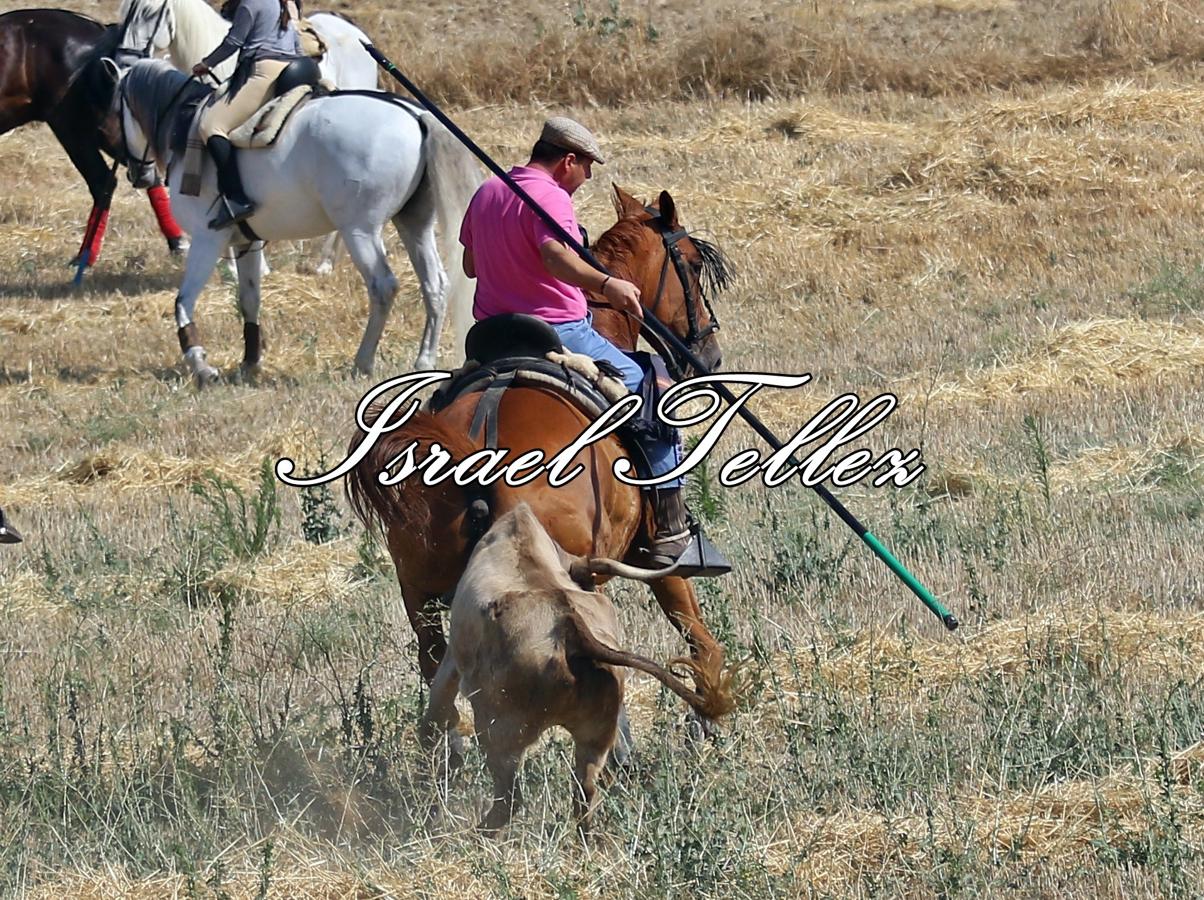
top-left (570, 555), bottom-right (680, 583)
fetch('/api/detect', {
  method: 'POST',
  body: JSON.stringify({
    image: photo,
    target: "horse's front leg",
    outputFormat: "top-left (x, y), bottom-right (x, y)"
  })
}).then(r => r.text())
top-left (649, 576), bottom-right (733, 727)
top-left (234, 242), bottom-right (265, 379)
top-left (52, 125), bottom-right (115, 267)
top-left (174, 233), bottom-right (227, 387)
top-left (145, 180), bottom-right (187, 255)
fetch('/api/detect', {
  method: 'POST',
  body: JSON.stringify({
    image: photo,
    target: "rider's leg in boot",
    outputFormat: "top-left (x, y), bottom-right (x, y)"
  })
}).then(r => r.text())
top-left (646, 487), bottom-right (694, 568)
top-left (206, 136), bottom-right (256, 230)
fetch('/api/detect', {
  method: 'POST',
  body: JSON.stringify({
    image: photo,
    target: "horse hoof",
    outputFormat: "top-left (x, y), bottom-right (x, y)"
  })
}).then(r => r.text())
top-left (314, 261), bottom-right (333, 277)
top-left (168, 236), bottom-right (190, 256)
top-left (195, 367), bottom-right (222, 389)
top-left (237, 364), bottom-right (261, 384)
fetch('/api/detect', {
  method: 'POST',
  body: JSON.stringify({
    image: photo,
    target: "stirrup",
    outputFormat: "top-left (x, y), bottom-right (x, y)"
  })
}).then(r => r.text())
top-left (636, 526), bottom-right (732, 579)
top-left (208, 196), bottom-right (256, 230)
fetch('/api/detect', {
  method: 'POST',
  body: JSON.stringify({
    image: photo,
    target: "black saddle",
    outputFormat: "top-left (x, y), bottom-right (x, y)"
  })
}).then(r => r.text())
top-left (464, 313), bottom-right (563, 366)
top-left (273, 56), bottom-right (323, 97)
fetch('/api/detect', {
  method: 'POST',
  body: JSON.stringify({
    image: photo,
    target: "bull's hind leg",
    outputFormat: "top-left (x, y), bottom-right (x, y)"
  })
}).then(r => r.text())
top-left (419, 653), bottom-right (462, 756)
top-left (474, 709), bottom-right (532, 835)
top-left (569, 674), bottom-right (621, 835)
top-left (392, 180), bottom-right (448, 370)
top-left (343, 228), bottom-right (399, 376)
top-left (650, 576), bottom-right (732, 725)
top-left (420, 652), bottom-right (464, 824)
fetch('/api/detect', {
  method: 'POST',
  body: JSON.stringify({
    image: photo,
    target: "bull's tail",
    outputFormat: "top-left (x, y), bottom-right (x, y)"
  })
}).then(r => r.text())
top-left (565, 609), bottom-right (735, 721)
top-left (345, 404), bottom-right (491, 540)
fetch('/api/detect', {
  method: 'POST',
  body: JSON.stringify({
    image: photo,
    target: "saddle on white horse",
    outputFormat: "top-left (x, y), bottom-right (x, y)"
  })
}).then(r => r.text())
top-left (179, 57), bottom-right (326, 195)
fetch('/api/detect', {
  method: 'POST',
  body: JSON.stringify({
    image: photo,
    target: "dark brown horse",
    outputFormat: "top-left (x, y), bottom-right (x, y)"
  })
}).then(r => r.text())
top-left (348, 185), bottom-right (737, 722)
top-left (0, 8), bottom-right (184, 268)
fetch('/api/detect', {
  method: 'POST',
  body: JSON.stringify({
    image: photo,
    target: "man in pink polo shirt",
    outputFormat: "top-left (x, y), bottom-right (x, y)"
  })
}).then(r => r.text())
top-left (459, 117), bottom-right (694, 567)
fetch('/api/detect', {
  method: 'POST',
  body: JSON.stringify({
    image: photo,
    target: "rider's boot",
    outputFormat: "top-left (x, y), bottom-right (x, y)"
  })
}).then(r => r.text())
top-left (206, 136), bottom-right (256, 230)
top-left (645, 487), bottom-right (694, 568)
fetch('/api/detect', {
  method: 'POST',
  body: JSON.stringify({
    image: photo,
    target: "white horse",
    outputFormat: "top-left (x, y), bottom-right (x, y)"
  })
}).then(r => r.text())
top-left (116, 0), bottom-right (379, 274)
top-left (108, 58), bottom-right (479, 385)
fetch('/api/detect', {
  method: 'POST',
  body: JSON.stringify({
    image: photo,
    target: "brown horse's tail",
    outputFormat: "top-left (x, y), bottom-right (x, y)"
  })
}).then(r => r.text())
top-left (345, 403), bottom-right (491, 541)
top-left (564, 608), bottom-right (735, 721)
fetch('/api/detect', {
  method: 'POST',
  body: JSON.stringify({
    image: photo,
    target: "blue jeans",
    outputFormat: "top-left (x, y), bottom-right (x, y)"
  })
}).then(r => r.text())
top-left (552, 315), bottom-right (682, 488)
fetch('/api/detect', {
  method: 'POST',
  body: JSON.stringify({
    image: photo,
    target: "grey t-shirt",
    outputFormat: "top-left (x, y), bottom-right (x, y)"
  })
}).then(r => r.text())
top-left (202, 0), bottom-right (300, 68)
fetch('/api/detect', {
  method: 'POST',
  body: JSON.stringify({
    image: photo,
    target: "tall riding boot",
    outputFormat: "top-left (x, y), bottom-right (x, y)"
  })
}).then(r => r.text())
top-left (205, 136), bottom-right (256, 230)
top-left (646, 487), bottom-right (694, 568)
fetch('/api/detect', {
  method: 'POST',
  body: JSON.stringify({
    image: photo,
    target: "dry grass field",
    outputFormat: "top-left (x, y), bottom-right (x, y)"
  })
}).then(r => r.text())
top-left (2, 0), bottom-right (1203, 896)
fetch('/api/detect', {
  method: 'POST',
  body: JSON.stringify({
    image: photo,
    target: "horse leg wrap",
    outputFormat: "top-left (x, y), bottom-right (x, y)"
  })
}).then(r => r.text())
top-left (76, 207), bottom-right (98, 260)
top-left (243, 322), bottom-right (262, 368)
top-left (87, 208), bottom-right (110, 266)
top-left (147, 184), bottom-right (184, 241)
top-left (178, 323), bottom-right (201, 353)
top-left (76, 206), bottom-right (109, 266)
top-left (179, 325), bottom-right (219, 385)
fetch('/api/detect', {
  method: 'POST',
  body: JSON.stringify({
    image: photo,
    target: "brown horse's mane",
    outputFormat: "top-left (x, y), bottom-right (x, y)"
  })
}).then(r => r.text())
top-left (592, 212), bottom-right (735, 305)
top-left (591, 215), bottom-right (651, 281)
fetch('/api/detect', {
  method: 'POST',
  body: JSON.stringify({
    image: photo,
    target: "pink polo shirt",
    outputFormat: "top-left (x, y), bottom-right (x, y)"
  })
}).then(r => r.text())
top-left (459, 166), bottom-right (588, 323)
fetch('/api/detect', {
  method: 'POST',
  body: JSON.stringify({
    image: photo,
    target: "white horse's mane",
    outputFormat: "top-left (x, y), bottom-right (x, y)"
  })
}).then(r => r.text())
top-left (168, 0), bottom-right (231, 76)
top-left (123, 58), bottom-right (204, 161)
top-left (120, 0), bottom-right (236, 81)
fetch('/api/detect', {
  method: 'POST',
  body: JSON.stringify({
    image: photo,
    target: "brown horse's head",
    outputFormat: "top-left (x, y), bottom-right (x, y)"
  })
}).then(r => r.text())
top-left (593, 186), bottom-right (733, 375)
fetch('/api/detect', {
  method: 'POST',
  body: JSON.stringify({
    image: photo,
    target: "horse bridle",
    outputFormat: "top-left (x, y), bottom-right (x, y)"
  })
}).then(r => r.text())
top-left (118, 0), bottom-right (172, 61)
top-left (117, 76), bottom-right (155, 173)
top-left (115, 0), bottom-right (177, 171)
top-left (118, 65), bottom-right (200, 178)
top-left (641, 206), bottom-right (720, 354)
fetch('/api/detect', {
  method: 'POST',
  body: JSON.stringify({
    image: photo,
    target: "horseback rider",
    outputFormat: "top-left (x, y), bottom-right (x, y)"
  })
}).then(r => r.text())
top-left (458, 117), bottom-right (698, 568)
top-left (192, 0), bottom-right (302, 229)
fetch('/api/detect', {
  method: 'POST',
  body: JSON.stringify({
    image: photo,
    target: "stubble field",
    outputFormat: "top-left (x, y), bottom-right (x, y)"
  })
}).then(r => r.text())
top-left (1, 0), bottom-right (1203, 896)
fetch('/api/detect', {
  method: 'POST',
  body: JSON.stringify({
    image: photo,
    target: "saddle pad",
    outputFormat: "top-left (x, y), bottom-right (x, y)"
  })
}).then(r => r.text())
top-left (429, 350), bottom-right (627, 421)
top-left (228, 85), bottom-right (314, 150)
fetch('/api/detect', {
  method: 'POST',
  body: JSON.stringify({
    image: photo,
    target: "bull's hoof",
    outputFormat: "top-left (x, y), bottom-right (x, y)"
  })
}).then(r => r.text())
top-left (611, 705), bottom-right (637, 770)
top-left (685, 710), bottom-right (721, 746)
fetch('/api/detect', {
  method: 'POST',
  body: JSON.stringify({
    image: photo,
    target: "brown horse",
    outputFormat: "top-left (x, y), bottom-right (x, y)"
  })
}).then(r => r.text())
top-left (347, 185), bottom-right (737, 722)
top-left (0, 8), bottom-right (184, 267)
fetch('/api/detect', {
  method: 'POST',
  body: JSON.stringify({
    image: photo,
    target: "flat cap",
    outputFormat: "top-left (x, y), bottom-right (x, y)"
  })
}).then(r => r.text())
top-left (540, 116), bottom-right (606, 165)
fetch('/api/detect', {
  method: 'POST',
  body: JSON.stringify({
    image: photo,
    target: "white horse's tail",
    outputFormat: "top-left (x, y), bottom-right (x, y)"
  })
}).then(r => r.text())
top-left (420, 113), bottom-right (484, 365)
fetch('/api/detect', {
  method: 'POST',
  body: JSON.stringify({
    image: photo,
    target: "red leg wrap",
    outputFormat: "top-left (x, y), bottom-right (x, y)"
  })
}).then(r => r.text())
top-left (147, 184), bottom-right (184, 240)
top-left (86, 208), bottom-right (110, 266)
top-left (77, 205), bottom-right (100, 258)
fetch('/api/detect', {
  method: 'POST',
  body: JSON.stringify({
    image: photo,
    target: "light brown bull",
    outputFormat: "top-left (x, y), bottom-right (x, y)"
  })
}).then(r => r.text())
top-left (420, 503), bottom-right (724, 834)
